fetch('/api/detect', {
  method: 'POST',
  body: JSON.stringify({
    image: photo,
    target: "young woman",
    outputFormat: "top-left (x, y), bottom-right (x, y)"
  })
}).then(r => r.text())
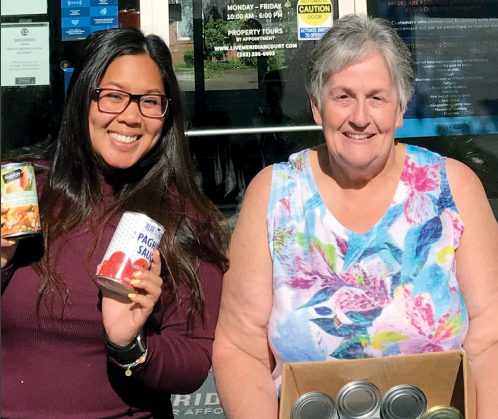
top-left (1, 27), bottom-right (228, 418)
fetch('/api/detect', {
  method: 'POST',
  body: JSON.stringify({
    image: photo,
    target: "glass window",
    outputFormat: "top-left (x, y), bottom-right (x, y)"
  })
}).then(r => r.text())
top-left (1, 0), bottom-right (496, 219)
top-left (177, 0), bottom-right (193, 40)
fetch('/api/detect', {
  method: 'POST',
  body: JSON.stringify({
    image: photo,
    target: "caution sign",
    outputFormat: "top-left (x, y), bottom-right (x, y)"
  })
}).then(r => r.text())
top-left (297, 0), bottom-right (332, 40)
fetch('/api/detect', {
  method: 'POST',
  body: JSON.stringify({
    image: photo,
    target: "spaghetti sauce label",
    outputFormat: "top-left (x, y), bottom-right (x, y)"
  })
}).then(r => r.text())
top-left (96, 211), bottom-right (164, 296)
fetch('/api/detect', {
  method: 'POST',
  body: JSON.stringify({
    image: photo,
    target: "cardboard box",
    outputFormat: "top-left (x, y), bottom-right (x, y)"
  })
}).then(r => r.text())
top-left (280, 350), bottom-right (476, 418)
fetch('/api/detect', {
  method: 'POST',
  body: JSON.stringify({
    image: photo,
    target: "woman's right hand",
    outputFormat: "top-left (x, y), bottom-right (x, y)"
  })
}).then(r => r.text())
top-left (1, 206), bottom-right (18, 268)
top-left (1, 238), bottom-right (18, 268)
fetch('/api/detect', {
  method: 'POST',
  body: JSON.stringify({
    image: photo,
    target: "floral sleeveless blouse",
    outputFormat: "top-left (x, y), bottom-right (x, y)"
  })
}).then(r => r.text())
top-left (267, 145), bottom-right (468, 387)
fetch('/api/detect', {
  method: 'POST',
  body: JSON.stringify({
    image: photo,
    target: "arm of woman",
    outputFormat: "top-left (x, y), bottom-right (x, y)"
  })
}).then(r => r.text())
top-left (447, 158), bottom-right (498, 418)
top-left (213, 165), bottom-right (278, 419)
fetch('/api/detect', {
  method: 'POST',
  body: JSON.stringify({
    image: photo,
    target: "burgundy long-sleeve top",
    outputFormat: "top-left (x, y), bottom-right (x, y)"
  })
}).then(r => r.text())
top-left (1, 182), bottom-right (224, 418)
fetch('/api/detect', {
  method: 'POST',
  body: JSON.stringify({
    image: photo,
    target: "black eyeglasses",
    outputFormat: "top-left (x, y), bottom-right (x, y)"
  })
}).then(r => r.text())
top-left (92, 88), bottom-right (171, 118)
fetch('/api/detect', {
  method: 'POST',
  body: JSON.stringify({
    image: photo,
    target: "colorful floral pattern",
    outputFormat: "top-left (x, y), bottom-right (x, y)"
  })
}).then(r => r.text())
top-left (267, 145), bottom-right (468, 386)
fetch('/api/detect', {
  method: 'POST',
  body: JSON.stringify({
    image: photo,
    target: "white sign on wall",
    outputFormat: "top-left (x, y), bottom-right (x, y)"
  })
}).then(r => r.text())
top-left (1, 23), bottom-right (50, 87)
top-left (1, 0), bottom-right (47, 16)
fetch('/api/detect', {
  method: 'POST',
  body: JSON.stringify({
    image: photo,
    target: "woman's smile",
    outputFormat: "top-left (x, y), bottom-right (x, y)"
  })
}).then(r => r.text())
top-left (108, 131), bottom-right (140, 145)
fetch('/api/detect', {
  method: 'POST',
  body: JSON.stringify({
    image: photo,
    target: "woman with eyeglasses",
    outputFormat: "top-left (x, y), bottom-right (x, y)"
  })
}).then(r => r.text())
top-left (1, 28), bottom-right (229, 418)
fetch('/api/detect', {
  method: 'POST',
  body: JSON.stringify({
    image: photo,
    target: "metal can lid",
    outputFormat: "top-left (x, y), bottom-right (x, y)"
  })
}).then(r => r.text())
top-left (121, 211), bottom-right (165, 233)
top-left (381, 384), bottom-right (427, 419)
top-left (420, 406), bottom-right (464, 419)
top-left (291, 391), bottom-right (337, 419)
top-left (336, 380), bottom-right (381, 418)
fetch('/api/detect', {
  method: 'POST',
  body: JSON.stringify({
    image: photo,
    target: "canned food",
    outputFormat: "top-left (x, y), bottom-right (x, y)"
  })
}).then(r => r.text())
top-left (380, 384), bottom-right (427, 419)
top-left (1, 163), bottom-right (41, 239)
top-left (291, 391), bottom-right (338, 419)
top-left (96, 211), bottom-right (164, 296)
top-left (420, 406), bottom-right (463, 419)
top-left (336, 380), bottom-right (381, 419)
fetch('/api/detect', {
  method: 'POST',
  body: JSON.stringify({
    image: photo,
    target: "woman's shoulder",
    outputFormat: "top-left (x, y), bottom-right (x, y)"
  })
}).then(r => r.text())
top-left (405, 143), bottom-right (444, 166)
top-left (246, 149), bottom-right (307, 197)
top-left (269, 148), bottom-right (312, 192)
top-left (238, 148), bottom-right (313, 218)
top-left (244, 165), bottom-right (274, 207)
top-left (403, 144), bottom-right (480, 183)
top-left (272, 148), bottom-right (310, 170)
top-left (403, 145), bottom-right (490, 212)
top-left (445, 157), bottom-right (487, 204)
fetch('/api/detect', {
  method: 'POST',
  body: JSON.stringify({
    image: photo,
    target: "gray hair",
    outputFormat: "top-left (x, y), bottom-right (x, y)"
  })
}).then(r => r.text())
top-left (305, 14), bottom-right (415, 112)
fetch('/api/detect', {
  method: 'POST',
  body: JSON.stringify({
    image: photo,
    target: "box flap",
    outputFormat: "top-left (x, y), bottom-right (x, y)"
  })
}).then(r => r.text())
top-left (462, 350), bottom-right (477, 419)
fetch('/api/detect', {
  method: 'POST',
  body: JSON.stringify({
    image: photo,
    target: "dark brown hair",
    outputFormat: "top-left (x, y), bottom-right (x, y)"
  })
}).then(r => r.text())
top-left (32, 28), bottom-right (229, 324)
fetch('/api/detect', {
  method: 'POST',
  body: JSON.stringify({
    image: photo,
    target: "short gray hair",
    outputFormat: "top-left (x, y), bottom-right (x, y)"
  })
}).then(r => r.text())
top-left (305, 14), bottom-right (415, 112)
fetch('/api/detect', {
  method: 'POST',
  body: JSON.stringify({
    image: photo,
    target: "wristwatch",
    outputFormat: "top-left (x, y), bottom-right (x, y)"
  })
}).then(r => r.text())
top-left (104, 329), bottom-right (147, 365)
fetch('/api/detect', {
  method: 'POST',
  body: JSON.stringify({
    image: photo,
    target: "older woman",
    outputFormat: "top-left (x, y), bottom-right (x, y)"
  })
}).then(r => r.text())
top-left (213, 14), bottom-right (498, 418)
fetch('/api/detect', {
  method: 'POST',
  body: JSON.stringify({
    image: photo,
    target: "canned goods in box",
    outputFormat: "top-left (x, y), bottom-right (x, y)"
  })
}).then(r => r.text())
top-left (291, 391), bottom-right (338, 419)
top-left (96, 211), bottom-right (164, 296)
top-left (420, 406), bottom-right (463, 419)
top-left (1, 163), bottom-right (41, 239)
top-left (336, 380), bottom-right (381, 419)
top-left (380, 384), bottom-right (427, 419)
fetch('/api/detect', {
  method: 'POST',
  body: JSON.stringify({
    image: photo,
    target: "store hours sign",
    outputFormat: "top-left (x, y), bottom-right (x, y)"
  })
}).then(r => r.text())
top-left (214, 0), bottom-right (312, 60)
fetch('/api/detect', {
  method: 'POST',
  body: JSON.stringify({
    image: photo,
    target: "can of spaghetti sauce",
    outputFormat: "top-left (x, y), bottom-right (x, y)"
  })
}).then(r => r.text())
top-left (1, 162), bottom-right (41, 238)
top-left (96, 211), bottom-right (164, 297)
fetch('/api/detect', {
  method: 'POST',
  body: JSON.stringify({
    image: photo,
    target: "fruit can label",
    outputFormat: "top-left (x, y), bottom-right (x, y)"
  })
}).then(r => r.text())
top-left (1, 163), bottom-right (41, 238)
top-left (96, 211), bottom-right (164, 296)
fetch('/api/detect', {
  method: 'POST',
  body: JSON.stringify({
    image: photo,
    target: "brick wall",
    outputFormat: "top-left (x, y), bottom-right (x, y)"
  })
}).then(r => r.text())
top-left (169, 22), bottom-right (193, 66)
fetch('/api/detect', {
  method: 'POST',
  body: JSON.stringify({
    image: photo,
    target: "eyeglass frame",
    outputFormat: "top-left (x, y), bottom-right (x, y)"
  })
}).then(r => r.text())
top-left (91, 88), bottom-right (171, 118)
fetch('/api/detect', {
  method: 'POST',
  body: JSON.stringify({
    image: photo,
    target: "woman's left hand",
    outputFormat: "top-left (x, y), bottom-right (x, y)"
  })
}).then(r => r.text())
top-left (101, 250), bottom-right (163, 346)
